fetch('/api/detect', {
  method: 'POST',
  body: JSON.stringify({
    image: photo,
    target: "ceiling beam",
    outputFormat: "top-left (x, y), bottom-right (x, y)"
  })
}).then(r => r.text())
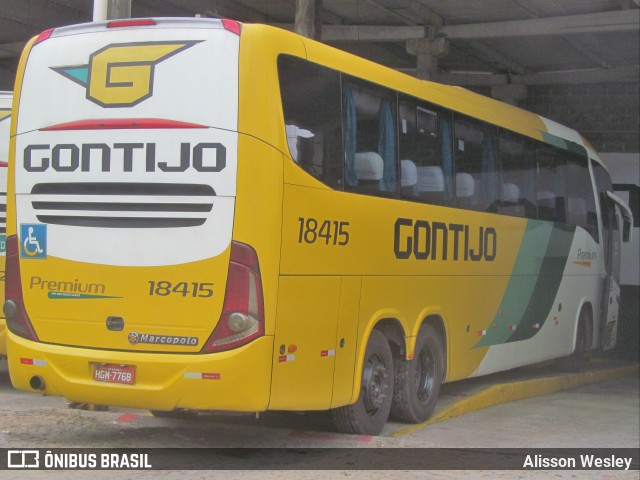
top-left (427, 65), bottom-right (640, 86)
top-left (507, 0), bottom-right (611, 70)
top-left (464, 41), bottom-right (528, 74)
top-left (271, 23), bottom-right (427, 41)
top-left (365, 0), bottom-right (444, 27)
top-left (439, 10), bottom-right (640, 39)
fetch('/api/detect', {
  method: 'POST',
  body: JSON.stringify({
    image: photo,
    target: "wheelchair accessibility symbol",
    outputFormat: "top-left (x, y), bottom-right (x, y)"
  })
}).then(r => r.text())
top-left (20, 224), bottom-right (47, 259)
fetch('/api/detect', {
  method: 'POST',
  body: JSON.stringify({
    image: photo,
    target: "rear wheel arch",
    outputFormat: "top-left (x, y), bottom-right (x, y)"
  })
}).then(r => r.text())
top-left (574, 300), bottom-right (594, 351)
top-left (375, 317), bottom-right (407, 359)
top-left (331, 327), bottom-right (396, 435)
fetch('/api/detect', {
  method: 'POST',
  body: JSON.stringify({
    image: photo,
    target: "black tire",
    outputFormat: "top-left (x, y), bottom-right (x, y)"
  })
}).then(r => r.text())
top-left (150, 409), bottom-right (198, 419)
top-left (390, 324), bottom-right (444, 423)
top-left (331, 329), bottom-right (394, 436)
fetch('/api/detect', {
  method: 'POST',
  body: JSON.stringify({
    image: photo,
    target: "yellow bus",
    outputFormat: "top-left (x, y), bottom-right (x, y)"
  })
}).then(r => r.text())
top-left (0, 91), bottom-right (11, 357)
top-left (5, 19), bottom-right (633, 435)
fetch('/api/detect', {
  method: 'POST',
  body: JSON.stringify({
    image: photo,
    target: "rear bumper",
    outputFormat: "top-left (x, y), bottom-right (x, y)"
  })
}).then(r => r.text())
top-left (7, 332), bottom-right (273, 411)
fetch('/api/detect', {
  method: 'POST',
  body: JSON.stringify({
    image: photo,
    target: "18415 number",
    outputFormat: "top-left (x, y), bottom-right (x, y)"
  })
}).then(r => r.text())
top-left (148, 281), bottom-right (213, 297)
top-left (297, 217), bottom-right (350, 245)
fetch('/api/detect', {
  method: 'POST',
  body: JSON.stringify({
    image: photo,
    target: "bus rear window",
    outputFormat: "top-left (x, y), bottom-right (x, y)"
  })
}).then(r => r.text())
top-left (278, 55), bottom-right (343, 189)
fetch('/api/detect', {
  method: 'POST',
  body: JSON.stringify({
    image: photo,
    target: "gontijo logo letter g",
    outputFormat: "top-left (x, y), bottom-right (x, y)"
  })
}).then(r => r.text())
top-left (52, 41), bottom-right (201, 108)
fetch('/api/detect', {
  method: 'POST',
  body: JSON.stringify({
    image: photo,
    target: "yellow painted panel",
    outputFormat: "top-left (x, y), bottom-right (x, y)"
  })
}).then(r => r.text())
top-left (281, 183), bottom-right (528, 381)
top-left (331, 275), bottom-right (362, 408)
top-left (233, 136), bottom-right (285, 336)
top-left (19, 252), bottom-right (229, 352)
top-left (8, 332), bottom-right (272, 411)
top-left (238, 25), bottom-right (306, 158)
top-left (281, 184), bottom-right (526, 277)
top-left (0, 319), bottom-right (6, 356)
top-left (270, 276), bottom-right (341, 410)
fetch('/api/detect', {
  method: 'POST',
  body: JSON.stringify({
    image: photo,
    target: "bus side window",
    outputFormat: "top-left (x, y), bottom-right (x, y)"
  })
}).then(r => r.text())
top-left (344, 82), bottom-right (398, 197)
top-left (453, 115), bottom-right (498, 212)
top-left (536, 145), bottom-right (567, 223)
top-left (398, 96), bottom-right (453, 205)
top-left (496, 130), bottom-right (537, 218)
top-left (278, 55), bottom-right (344, 189)
top-left (566, 154), bottom-right (598, 241)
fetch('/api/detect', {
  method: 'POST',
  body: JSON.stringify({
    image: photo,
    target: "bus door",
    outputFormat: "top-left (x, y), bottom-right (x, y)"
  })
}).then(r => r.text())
top-left (599, 194), bottom-right (620, 350)
top-left (601, 192), bottom-right (633, 350)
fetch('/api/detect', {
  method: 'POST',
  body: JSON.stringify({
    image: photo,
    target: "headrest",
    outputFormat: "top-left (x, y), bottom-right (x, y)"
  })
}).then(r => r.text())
top-left (355, 152), bottom-right (384, 181)
top-left (400, 160), bottom-right (417, 187)
top-left (416, 166), bottom-right (444, 192)
top-left (456, 172), bottom-right (474, 198)
top-left (502, 183), bottom-right (520, 203)
top-left (537, 190), bottom-right (555, 200)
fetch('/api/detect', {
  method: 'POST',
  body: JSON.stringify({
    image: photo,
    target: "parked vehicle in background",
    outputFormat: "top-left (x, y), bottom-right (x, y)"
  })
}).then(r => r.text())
top-left (0, 91), bottom-right (12, 357)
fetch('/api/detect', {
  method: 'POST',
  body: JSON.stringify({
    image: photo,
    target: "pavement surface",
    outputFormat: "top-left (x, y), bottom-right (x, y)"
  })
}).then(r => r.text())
top-left (0, 356), bottom-right (637, 479)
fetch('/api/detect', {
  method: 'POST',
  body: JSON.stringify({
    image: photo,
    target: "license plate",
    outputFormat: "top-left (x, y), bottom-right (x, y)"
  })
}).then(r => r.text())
top-left (92, 364), bottom-right (136, 385)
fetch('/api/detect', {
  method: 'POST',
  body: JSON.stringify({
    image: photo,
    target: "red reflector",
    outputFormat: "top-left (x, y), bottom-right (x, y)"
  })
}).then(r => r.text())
top-left (0, 161), bottom-right (8, 168)
top-left (222, 19), bottom-right (242, 35)
top-left (34, 28), bottom-right (55, 45)
top-left (107, 19), bottom-right (156, 28)
top-left (40, 118), bottom-right (208, 131)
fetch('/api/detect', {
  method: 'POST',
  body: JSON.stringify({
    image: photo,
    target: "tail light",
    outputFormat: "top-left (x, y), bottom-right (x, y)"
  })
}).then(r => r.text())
top-left (201, 242), bottom-right (264, 353)
top-left (3, 236), bottom-right (39, 341)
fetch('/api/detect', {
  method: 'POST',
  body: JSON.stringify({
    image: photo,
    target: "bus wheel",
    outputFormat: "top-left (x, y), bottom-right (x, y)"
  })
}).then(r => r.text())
top-left (390, 324), bottom-right (443, 424)
top-left (331, 329), bottom-right (394, 436)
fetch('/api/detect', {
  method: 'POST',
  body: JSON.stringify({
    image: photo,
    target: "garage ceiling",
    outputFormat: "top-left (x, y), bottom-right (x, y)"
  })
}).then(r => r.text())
top-left (0, 0), bottom-right (638, 90)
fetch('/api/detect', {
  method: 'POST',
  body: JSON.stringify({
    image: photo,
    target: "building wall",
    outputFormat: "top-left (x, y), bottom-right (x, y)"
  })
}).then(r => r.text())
top-left (519, 83), bottom-right (640, 154)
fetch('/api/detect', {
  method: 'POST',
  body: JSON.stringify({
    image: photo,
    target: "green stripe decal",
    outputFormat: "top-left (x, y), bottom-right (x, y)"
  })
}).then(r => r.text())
top-left (540, 131), bottom-right (587, 156)
top-left (475, 220), bottom-right (575, 347)
top-left (48, 292), bottom-right (122, 299)
top-left (508, 222), bottom-right (575, 342)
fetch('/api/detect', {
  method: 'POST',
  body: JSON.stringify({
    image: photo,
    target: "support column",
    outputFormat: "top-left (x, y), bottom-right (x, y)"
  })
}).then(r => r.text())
top-left (107, 0), bottom-right (131, 20)
top-left (406, 37), bottom-right (449, 81)
top-left (491, 84), bottom-right (528, 106)
top-left (294, 0), bottom-right (323, 40)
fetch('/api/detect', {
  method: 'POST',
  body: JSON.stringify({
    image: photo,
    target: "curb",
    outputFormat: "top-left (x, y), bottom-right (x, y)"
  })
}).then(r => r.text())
top-left (389, 364), bottom-right (639, 438)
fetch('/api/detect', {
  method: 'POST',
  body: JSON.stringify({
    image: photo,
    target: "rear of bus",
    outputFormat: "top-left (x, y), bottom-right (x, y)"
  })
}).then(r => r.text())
top-left (0, 91), bottom-right (11, 356)
top-left (6, 18), bottom-right (276, 411)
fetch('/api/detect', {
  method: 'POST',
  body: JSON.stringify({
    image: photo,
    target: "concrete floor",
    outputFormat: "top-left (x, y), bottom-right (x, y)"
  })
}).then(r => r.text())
top-left (0, 358), bottom-right (637, 479)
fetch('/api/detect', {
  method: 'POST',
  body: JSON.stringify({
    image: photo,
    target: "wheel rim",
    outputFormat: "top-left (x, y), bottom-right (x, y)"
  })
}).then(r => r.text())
top-left (415, 344), bottom-right (436, 404)
top-left (362, 353), bottom-right (388, 416)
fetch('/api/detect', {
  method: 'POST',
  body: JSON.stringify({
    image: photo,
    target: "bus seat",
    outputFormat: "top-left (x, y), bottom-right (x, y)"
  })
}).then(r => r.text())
top-left (354, 152), bottom-right (384, 193)
top-left (416, 166), bottom-right (447, 204)
top-left (400, 159), bottom-right (417, 197)
top-left (456, 172), bottom-right (475, 209)
top-left (503, 183), bottom-right (519, 203)
top-left (498, 183), bottom-right (526, 217)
